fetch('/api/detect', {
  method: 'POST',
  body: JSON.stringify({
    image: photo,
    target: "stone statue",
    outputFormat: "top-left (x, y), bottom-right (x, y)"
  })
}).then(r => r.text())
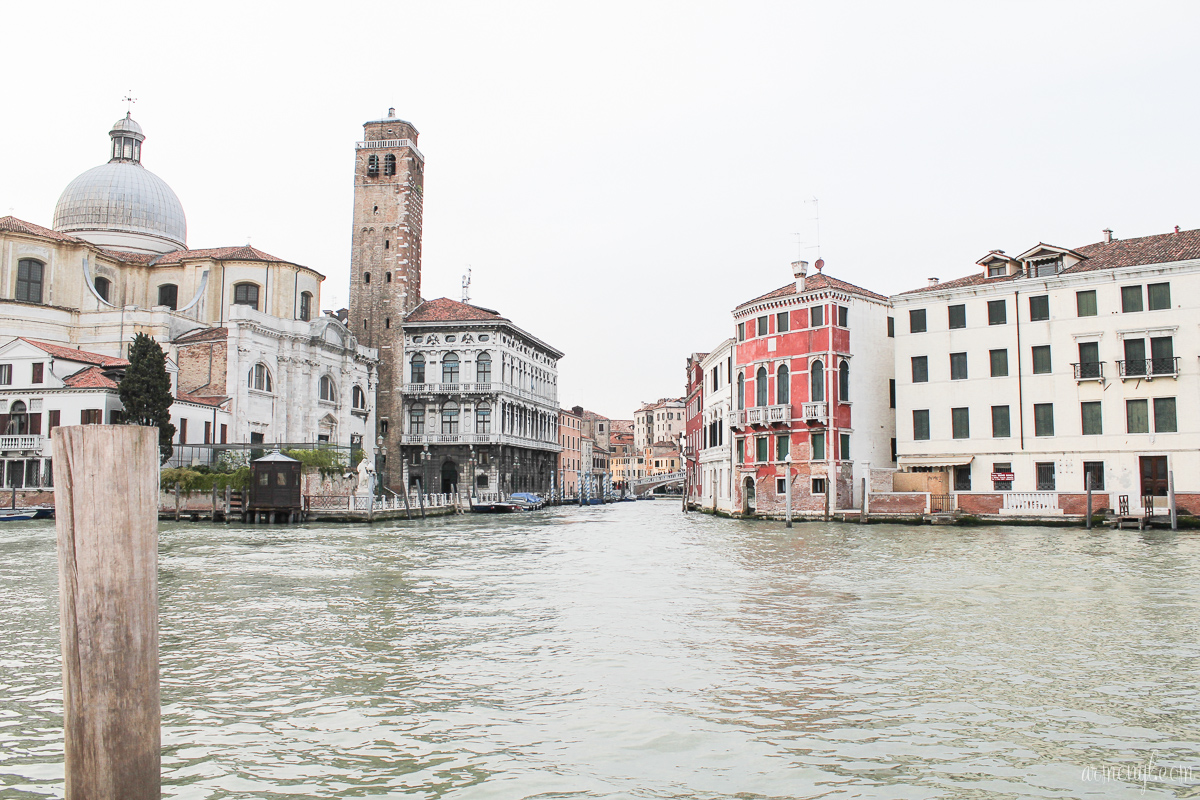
top-left (356, 458), bottom-right (374, 497)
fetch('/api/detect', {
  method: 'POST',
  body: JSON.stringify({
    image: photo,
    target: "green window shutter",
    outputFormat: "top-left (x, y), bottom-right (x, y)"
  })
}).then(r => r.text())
top-left (1081, 402), bottom-right (1103, 435)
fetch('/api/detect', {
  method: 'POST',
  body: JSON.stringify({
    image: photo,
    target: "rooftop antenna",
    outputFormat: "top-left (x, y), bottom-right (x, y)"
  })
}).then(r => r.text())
top-left (461, 266), bottom-right (472, 303)
top-left (122, 92), bottom-right (137, 114)
top-left (804, 197), bottom-right (821, 259)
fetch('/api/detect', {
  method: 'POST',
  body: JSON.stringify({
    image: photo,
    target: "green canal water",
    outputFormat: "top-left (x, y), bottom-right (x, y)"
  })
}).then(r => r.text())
top-left (1, 503), bottom-right (1198, 799)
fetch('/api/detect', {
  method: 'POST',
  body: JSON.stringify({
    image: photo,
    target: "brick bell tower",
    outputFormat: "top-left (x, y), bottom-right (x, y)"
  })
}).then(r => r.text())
top-left (348, 108), bottom-right (424, 488)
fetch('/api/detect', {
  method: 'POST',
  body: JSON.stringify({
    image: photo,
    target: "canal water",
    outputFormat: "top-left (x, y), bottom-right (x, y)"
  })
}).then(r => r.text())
top-left (2, 503), bottom-right (1198, 799)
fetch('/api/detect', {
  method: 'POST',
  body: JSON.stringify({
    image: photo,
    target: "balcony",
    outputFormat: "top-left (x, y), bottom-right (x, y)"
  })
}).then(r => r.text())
top-left (801, 402), bottom-right (827, 423)
top-left (736, 404), bottom-right (792, 428)
top-left (0, 434), bottom-right (44, 452)
top-left (1072, 361), bottom-right (1104, 382)
top-left (728, 410), bottom-right (747, 430)
top-left (1117, 357), bottom-right (1179, 381)
top-left (403, 382), bottom-right (496, 395)
top-left (400, 431), bottom-right (561, 451)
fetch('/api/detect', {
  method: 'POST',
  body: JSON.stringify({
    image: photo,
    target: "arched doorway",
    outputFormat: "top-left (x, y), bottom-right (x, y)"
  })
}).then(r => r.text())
top-left (7, 401), bottom-right (28, 434)
top-left (441, 461), bottom-right (458, 495)
top-left (742, 476), bottom-right (755, 515)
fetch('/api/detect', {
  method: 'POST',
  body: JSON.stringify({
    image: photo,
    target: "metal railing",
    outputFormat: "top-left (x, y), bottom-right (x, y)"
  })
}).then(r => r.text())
top-left (401, 380), bottom-right (556, 405)
top-left (400, 432), bottom-right (560, 450)
top-left (165, 442), bottom-right (357, 469)
top-left (0, 434), bottom-right (44, 452)
top-left (1072, 362), bottom-right (1104, 381)
top-left (1117, 357), bottom-right (1179, 379)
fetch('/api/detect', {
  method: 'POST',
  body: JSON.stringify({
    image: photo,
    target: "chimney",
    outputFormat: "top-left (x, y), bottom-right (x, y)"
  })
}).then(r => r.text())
top-left (927, 277), bottom-right (939, 288)
top-left (792, 260), bottom-right (809, 292)
top-left (387, 107), bottom-right (396, 118)
top-left (1175, 225), bottom-right (1181, 234)
top-left (1102, 228), bottom-right (1113, 243)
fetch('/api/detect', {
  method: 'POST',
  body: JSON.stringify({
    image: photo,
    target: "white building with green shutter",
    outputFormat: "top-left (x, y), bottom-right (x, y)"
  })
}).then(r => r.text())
top-left (891, 227), bottom-right (1200, 517)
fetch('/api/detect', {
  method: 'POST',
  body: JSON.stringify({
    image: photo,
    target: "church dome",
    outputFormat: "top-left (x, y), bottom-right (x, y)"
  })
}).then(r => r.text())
top-left (52, 114), bottom-right (187, 254)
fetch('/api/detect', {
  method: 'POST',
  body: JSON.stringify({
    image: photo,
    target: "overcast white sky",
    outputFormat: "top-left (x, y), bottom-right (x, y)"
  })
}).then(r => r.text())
top-left (5, 2), bottom-right (1199, 418)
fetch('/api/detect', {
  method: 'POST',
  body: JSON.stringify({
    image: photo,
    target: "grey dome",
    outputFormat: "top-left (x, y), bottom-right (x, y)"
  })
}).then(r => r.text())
top-left (53, 162), bottom-right (187, 254)
top-left (110, 114), bottom-right (144, 137)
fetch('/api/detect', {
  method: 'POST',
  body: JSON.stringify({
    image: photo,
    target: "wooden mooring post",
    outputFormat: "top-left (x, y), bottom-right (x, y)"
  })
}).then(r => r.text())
top-left (53, 425), bottom-right (160, 799)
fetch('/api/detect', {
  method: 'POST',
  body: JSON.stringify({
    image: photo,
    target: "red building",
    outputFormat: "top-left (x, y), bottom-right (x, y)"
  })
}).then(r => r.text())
top-left (729, 259), bottom-right (896, 517)
top-left (685, 351), bottom-right (706, 502)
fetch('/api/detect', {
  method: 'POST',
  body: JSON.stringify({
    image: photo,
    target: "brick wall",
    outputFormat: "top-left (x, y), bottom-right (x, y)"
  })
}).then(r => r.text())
top-left (868, 493), bottom-right (926, 513)
top-left (1174, 494), bottom-right (1200, 515)
top-left (1058, 493), bottom-right (1111, 515)
top-left (957, 493), bottom-right (1002, 515)
top-left (176, 335), bottom-right (229, 398)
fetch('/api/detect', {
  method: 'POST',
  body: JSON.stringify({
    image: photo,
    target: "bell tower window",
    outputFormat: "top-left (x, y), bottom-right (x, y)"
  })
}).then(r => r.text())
top-left (385, 154), bottom-right (397, 175)
top-left (367, 154), bottom-right (379, 177)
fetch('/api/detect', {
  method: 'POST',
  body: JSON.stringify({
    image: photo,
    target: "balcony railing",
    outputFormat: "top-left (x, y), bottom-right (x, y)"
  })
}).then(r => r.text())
top-left (801, 402), bottom-right (827, 423)
top-left (400, 432), bottom-right (561, 451)
top-left (402, 381), bottom-right (555, 404)
top-left (1117, 357), bottom-right (1180, 380)
top-left (0, 434), bottom-right (44, 452)
top-left (1072, 362), bottom-right (1104, 382)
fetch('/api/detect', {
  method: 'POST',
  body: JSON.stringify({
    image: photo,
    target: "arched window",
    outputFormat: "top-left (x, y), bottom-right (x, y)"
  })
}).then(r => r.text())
top-left (410, 354), bottom-right (425, 383)
top-left (364, 272), bottom-right (371, 285)
top-left (384, 154), bottom-right (397, 176)
top-left (233, 282), bottom-right (259, 310)
top-left (16, 259), bottom-right (43, 304)
top-left (476, 404), bottom-right (491, 433)
top-left (476, 352), bottom-right (492, 384)
top-left (367, 154), bottom-right (379, 177)
top-left (249, 363), bottom-right (273, 392)
top-left (442, 352), bottom-right (460, 383)
top-left (319, 375), bottom-right (337, 402)
top-left (158, 284), bottom-right (178, 310)
top-left (737, 373), bottom-right (745, 411)
top-left (810, 359), bottom-right (824, 402)
top-left (441, 402), bottom-right (459, 434)
top-left (7, 401), bottom-right (27, 435)
top-left (839, 360), bottom-right (850, 401)
top-left (756, 366), bottom-right (768, 407)
top-left (352, 386), bottom-right (366, 409)
top-left (385, 272), bottom-right (392, 283)
top-left (408, 406), bottom-right (423, 433)
top-left (777, 364), bottom-right (789, 405)
top-left (94, 277), bottom-right (111, 303)
top-left (299, 291), bottom-right (312, 321)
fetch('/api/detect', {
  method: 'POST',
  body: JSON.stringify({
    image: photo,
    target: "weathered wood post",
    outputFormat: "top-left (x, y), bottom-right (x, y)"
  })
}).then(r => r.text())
top-left (1086, 471), bottom-right (1093, 530)
top-left (416, 477), bottom-right (426, 519)
top-left (861, 477), bottom-right (868, 524)
top-left (53, 425), bottom-right (160, 799)
top-left (224, 484), bottom-right (232, 522)
top-left (1169, 470), bottom-right (1177, 531)
top-left (173, 483), bottom-right (180, 521)
top-left (211, 483), bottom-right (218, 521)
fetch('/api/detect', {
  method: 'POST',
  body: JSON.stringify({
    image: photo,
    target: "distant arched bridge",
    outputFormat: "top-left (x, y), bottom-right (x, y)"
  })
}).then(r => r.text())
top-left (629, 471), bottom-right (684, 497)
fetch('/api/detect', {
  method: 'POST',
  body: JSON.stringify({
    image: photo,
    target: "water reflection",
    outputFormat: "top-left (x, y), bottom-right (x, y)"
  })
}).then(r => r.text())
top-left (1, 506), bottom-right (1198, 798)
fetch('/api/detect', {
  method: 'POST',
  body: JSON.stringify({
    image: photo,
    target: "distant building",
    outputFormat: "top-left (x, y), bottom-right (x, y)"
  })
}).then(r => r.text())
top-left (634, 398), bottom-right (684, 452)
top-left (685, 352), bottom-right (707, 502)
top-left (558, 407), bottom-right (582, 497)
top-left (696, 339), bottom-right (734, 512)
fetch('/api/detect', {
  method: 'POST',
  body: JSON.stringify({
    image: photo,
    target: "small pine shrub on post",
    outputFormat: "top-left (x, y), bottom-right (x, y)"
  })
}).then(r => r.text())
top-left (119, 333), bottom-right (176, 464)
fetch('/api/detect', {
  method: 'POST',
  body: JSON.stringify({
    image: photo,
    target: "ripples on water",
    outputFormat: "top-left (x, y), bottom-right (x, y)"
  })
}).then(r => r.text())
top-left (1, 504), bottom-right (1198, 798)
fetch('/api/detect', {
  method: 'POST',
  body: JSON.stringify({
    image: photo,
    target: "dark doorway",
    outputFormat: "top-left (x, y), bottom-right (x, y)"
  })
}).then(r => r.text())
top-left (742, 476), bottom-right (755, 514)
top-left (441, 461), bottom-right (458, 495)
top-left (1140, 456), bottom-right (1168, 497)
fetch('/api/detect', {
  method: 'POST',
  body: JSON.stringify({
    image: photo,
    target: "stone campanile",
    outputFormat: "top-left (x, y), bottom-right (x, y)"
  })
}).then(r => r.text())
top-left (348, 108), bottom-right (424, 487)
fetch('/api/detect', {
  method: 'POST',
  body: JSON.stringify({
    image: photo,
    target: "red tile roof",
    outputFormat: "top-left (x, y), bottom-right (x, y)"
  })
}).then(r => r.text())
top-left (173, 327), bottom-right (228, 344)
top-left (900, 228), bottom-right (1200, 295)
top-left (736, 271), bottom-right (889, 310)
top-left (176, 389), bottom-right (228, 407)
top-left (150, 245), bottom-right (296, 266)
top-left (0, 216), bottom-right (85, 243)
top-left (20, 338), bottom-right (129, 367)
top-left (62, 365), bottom-right (120, 389)
top-left (405, 297), bottom-right (506, 323)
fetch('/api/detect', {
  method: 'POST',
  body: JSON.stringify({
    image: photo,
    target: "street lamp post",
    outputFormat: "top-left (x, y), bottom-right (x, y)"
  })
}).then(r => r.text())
top-left (784, 452), bottom-right (793, 528)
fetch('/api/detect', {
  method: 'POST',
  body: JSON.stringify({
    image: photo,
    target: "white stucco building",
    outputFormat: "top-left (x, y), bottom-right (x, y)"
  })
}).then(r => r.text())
top-left (891, 228), bottom-right (1200, 516)
top-left (696, 339), bottom-right (734, 512)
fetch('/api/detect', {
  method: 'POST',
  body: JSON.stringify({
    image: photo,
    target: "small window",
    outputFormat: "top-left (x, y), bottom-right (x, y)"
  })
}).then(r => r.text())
top-left (913, 409), bottom-right (930, 441)
top-left (810, 306), bottom-right (824, 327)
top-left (1148, 282), bottom-right (1171, 310)
top-left (0, 364), bottom-right (11, 385)
top-left (776, 311), bottom-right (789, 333)
top-left (990, 349), bottom-right (1008, 377)
top-left (1081, 401), bottom-right (1102, 435)
top-left (948, 304), bottom-right (966, 329)
top-left (1029, 295), bottom-right (1049, 321)
top-left (776, 364), bottom-right (789, 405)
top-left (812, 478), bottom-right (826, 495)
top-left (776, 478), bottom-right (787, 495)
top-left (950, 352), bottom-right (967, 380)
top-left (810, 360), bottom-right (824, 402)
top-left (1033, 403), bottom-right (1054, 437)
top-left (839, 433), bottom-right (850, 460)
top-left (384, 153), bottom-right (397, 176)
top-left (776, 434), bottom-right (789, 461)
top-left (410, 353), bottom-right (425, 383)
top-left (757, 316), bottom-right (768, 336)
top-left (364, 272), bottom-right (371, 285)
top-left (838, 361), bottom-right (849, 400)
top-left (442, 352), bottom-right (460, 383)
top-left (319, 375), bottom-right (337, 402)
top-left (31, 362), bottom-right (43, 384)
top-left (736, 438), bottom-right (744, 464)
top-left (1032, 345), bottom-right (1052, 374)
top-left (367, 154), bottom-right (379, 177)
top-left (909, 308), bottom-right (926, 333)
top-left (233, 283), bottom-right (260, 310)
top-left (16, 259), bottom-right (44, 304)
top-left (352, 385), bottom-right (366, 409)
top-left (1083, 462), bottom-right (1104, 491)
top-left (911, 356), bottom-right (928, 383)
top-left (299, 291), bottom-right (312, 321)
top-left (810, 432), bottom-right (825, 460)
top-left (158, 284), bottom-right (178, 310)
top-left (755, 436), bottom-right (768, 463)
top-left (1076, 290), bottom-right (1097, 317)
top-left (887, 316), bottom-right (895, 337)
top-left (385, 318), bottom-right (390, 329)
top-left (479, 334), bottom-right (489, 342)
top-left (954, 465), bottom-right (971, 491)
top-left (1121, 285), bottom-right (1143, 313)
top-left (249, 363), bottom-right (273, 392)
top-left (889, 378), bottom-right (896, 409)
top-left (1126, 399), bottom-right (1149, 433)
top-left (992, 462), bottom-right (1013, 491)
top-left (1154, 397), bottom-right (1177, 433)
top-left (987, 299), bottom-right (1007, 325)
top-left (385, 272), bottom-right (392, 283)
top-left (441, 402), bottom-right (460, 434)
top-left (1036, 462), bottom-right (1056, 491)
top-left (951, 407), bottom-right (970, 439)
top-left (737, 322), bottom-right (745, 342)
top-left (94, 276), bottom-right (111, 303)
top-left (445, 335), bottom-right (456, 343)
top-left (837, 306), bottom-right (848, 327)
top-left (991, 405), bottom-right (1010, 437)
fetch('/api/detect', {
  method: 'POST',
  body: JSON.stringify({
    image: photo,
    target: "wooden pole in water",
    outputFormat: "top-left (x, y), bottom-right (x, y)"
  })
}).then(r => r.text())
top-left (1086, 471), bottom-right (1093, 530)
top-left (1169, 470), bottom-right (1177, 531)
top-left (53, 425), bottom-right (160, 800)
top-left (224, 484), bottom-right (232, 523)
top-left (861, 477), bottom-right (868, 524)
top-left (173, 483), bottom-right (180, 522)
